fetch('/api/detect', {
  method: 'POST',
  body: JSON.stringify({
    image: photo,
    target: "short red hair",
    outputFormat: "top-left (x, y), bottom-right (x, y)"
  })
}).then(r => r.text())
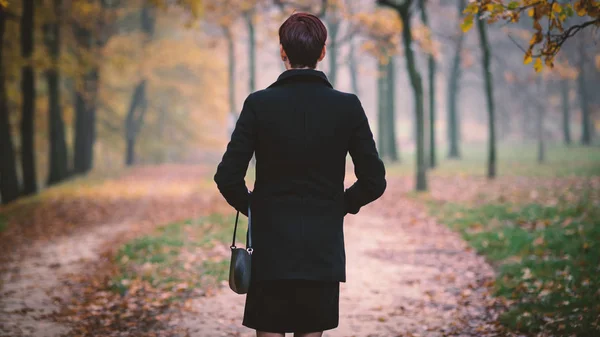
top-left (278, 13), bottom-right (327, 69)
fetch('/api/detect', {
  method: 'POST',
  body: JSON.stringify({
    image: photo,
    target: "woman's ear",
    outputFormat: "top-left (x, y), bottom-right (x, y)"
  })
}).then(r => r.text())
top-left (318, 44), bottom-right (326, 62)
top-left (280, 44), bottom-right (288, 62)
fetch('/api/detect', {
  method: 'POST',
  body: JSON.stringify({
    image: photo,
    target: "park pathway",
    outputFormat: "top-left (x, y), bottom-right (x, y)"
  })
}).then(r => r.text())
top-left (177, 194), bottom-right (501, 337)
top-left (0, 172), bottom-right (503, 337)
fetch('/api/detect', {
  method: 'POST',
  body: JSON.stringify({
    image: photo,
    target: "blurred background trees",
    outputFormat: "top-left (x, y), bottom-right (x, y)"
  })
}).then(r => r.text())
top-left (1, 0), bottom-right (599, 204)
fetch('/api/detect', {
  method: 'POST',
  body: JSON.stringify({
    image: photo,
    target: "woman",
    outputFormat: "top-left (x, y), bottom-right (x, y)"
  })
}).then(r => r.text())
top-left (214, 12), bottom-right (386, 337)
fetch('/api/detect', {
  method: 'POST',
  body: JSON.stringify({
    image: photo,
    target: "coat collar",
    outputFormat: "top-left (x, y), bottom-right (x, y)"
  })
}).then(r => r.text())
top-left (268, 69), bottom-right (333, 89)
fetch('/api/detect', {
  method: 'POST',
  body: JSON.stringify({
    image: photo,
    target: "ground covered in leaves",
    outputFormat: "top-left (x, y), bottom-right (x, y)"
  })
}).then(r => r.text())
top-left (1, 147), bottom-right (599, 337)
top-left (423, 176), bottom-right (600, 336)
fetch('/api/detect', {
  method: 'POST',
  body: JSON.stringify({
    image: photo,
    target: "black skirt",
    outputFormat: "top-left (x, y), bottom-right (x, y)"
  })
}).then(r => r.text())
top-left (242, 279), bottom-right (340, 333)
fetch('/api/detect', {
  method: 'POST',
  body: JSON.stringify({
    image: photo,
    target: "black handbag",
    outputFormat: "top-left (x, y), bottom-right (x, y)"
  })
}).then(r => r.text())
top-left (228, 194), bottom-right (253, 294)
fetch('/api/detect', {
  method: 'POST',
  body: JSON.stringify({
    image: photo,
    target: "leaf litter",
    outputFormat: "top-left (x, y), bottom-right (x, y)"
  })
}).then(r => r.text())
top-left (3, 169), bottom-right (596, 336)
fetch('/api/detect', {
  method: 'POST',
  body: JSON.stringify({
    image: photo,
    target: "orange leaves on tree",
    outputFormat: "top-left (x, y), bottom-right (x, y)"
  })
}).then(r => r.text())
top-left (460, 0), bottom-right (600, 72)
top-left (412, 24), bottom-right (441, 59)
top-left (356, 9), bottom-right (402, 60)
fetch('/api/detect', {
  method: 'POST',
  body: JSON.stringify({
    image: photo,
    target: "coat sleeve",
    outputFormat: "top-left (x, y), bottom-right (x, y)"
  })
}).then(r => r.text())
top-left (214, 95), bottom-right (256, 216)
top-left (344, 95), bottom-right (387, 215)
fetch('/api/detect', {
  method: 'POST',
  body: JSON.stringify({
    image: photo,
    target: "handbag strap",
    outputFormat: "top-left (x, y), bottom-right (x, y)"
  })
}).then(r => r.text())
top-left (231, 192), bottom-right (252, 253)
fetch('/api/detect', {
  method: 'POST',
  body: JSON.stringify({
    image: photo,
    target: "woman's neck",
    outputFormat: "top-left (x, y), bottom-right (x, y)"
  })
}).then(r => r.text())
top-left (284, 62), bottom-right (315, 71)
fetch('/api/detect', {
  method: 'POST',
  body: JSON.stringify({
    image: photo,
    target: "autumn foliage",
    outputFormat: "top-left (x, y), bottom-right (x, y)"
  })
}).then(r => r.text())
top-left (462, 0), bottom-right (600, 71)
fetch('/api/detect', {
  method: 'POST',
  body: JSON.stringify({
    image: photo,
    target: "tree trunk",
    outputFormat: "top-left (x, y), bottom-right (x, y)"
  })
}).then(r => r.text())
top-left (536, 103), bottom-right (545, 163)
top-left (72, 17), bottom-right (99, 175)
top-left (446, 1), bottom-right (464, 159)
top-left (327, 19), bottom-right (339, 87)
top-left (536, 78), bottom-right (545, 163)
top-left (45, 0), bottom-right (70, 185)
top-left (125, 81), bottom-right (147, 166)
top-left (245, 10), bottom-right (256, 93)
top-left (73, 68), bottom-right (98, 174)
top-left (561, 79), bottom-right (571, 145)
top-left (419, 0), bottom-right (436, 169)
top-left (349, 37), bottom-right (359, 95)
top-left (0, 10), bottom-right (21, 204)
top-left (124, 4), bottom-right (155, 166)
top-left (225, 26), bottom-right (236, 116)
top-left (399, 5), bottom-right (427, 191)
top-left (386, 56), bottom-right (399, 162)
top-left (476, 14), bottom-right (496, 179)
top-left (47, 71), bottom-right (69, 185)
top-left (377, 57), bottom-right (388, 158)
top-left (577, 59), bottom-right (591, 145)
top-left (20, 0), bottom-right (37, 195)
top-left (72, 0), bottom-right (118, 173)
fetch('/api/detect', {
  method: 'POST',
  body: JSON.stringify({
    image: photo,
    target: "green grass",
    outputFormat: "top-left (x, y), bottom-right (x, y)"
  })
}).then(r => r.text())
top-left (386, 142), bottom-right (600, 177)
top-left (111, 213), bottom-right (247, 296)
top-left (427, 194), bottom-right (600, 335)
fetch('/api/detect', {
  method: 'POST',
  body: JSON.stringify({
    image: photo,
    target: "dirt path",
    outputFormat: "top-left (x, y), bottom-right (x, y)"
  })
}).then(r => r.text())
top-left (0, 221), bottom-right (133, 337)
top-left (0, 165), bottom-right (214, 337)
top-left (177, 196), bottom-right (500, 337)
top-left (1, 172), bottom-right (502, 337)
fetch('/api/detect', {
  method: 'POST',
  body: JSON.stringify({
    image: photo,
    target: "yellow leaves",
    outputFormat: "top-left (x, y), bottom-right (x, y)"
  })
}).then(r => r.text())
top-left (463, 2), bottom-right (480, 14)
top-left (460, 2), bottom-right (482, 33)
top-left (461, 15), bottom-right (474, 33)
top-left (573, 0), bottom-right (587, 16)
top-left (524, 53), bottom-right (533, 65)
top-left (528, 8), bottom-right (535, 17)
top-left (509, 11), bottom-right (521, 22)
top-left (534, 57), bottom-right (543, 72)
top-left (529, 31), bottom-right (543, 46)
top-left (0, 0), bottom-right (7, 8)
top-left (552, 2), bottom-right (563, 13)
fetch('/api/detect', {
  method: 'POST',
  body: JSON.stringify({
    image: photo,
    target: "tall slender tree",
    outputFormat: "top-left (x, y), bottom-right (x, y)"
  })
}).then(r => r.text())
top-left (379, 0), bottom-right (427, 191)
top-left (244, 8), bottom-right (256, 93)
top-left (224, 26), bottom-right (237, 117)
top-left (0, 7), bottom-right (20, 204)
top-left (73, 0), bottom-right (118, 172)
top-left (577, 41), bottom-right (591, 146)
top-left (20, 0), bottom-right (37, 195)
top-left (348, 37), bottom-right (360, 95)
top-left (419, 0), bottom-right (437, 168)
top-left (447, 0), bottom-right (466, 159)
top-left (72, 20), bottom-right (97, 174)
top-left (125, 3), bottom-right (155, 165)
top-left (476, 13), bottom-right (496, 178)
top-left (325, 14), bottom-right (340, 86)
top-left (536, 79), bottom-right (545, 163)
top-left (45, 0), bottom-right (69, 185)
top-left (386, 56), bottom-right (399, 161)
top-left (346, 0), bottom-right (360, 95)
top-left (377, 56), bottom-right (388, 158)
top-left (561, 79), bottom-right (571, 145)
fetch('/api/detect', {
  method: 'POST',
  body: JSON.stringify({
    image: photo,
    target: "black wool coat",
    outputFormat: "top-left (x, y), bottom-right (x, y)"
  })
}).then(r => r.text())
top-left (214, 69), bottom-right (386, 283)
